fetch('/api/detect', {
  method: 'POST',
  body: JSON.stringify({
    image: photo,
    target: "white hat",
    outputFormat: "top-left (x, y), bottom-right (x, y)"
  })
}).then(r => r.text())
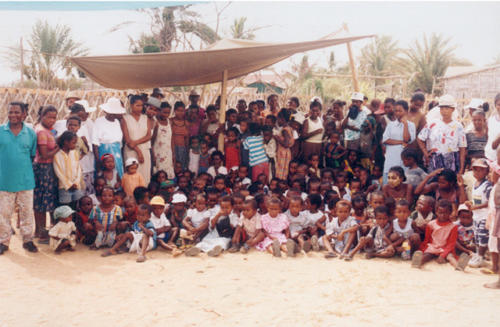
top-left (291, 112), bottom-right (305, 124)
top-left (125, 157), bottom-right (138, 167)
top-left (171, 193), bottom-right (187, 204)
top-left (310, 96), bottom-right (322, 105)
top-left (75, 99), bottom-right (96, 113)
top-left (351, 92), bottom-right (364, 101)
top-left (471, 158), bottom-right (489, 169)
top-left (465, 98), bottom-right (483, 110)
top-left (100, 97), bottom-right (126, 114)
top-left (438, 94), bottom-right (456, 108)
top-left (457, 203), bottom-right (470, 213)
top-left (146, 97), bottom-right (161, 109)
top-left (65, 91), bottom-right (81, 101)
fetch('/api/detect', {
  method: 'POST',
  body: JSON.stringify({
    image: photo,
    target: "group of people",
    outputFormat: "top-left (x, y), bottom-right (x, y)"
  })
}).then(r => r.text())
top-left (1, 86), bottom-right (500, 288)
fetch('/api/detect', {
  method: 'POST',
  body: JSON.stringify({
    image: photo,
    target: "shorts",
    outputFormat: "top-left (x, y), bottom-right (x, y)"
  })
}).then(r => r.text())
top-left (473, 219), bottom-right (489, 247)
top-left (58, 189), bottom-right (84, 204)
top-left (488, 228), bottom-right (499, 253)
top-left (159, 231), bottom-right (171, 243)
top-left (127, 231), bottom-right (155, 254)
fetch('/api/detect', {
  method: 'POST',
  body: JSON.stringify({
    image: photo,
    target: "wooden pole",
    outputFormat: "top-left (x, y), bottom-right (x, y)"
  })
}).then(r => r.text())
top-left (20, 37), bottom-right (24, 85)
top-left (218, 69), bottom-right (228, 152)
top-left (343, 23), bottom-right (359, 92)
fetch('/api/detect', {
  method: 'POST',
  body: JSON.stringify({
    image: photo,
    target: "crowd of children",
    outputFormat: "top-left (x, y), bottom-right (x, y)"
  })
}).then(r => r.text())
top-left (3, 89), bottom-right (500, 288)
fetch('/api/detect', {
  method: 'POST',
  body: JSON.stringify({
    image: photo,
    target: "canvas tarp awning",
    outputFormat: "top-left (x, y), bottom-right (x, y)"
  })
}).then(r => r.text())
top-left (70, 35), bottom-right (373, 89)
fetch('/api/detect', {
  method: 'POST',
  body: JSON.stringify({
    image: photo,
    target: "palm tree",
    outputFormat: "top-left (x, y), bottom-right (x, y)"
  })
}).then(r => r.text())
top-left (401, 33), bottom-right (459, 94)
top-left (358, 35), bottom-right (400, 80)
top-left (113, 6), bottom-right (220, 54)
top-left (7, 20), bottom-right (87, 89)
top-left (230, 17), bottom-right (254, 40)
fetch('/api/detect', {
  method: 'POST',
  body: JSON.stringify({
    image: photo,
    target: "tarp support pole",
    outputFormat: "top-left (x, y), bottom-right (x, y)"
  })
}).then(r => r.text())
top-left (218, 69), bottom-right (228, 152)
top-left (344, 24), bottom-right (359, 92)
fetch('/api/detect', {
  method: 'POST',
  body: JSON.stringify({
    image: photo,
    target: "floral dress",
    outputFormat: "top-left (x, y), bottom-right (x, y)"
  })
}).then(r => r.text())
top-left (256, 213), bottom-right (290, 251)
top-left (153, 123), bottom-right (175, 179)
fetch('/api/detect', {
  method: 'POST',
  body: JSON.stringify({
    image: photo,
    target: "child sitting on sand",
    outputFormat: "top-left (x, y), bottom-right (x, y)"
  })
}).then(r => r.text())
top-left (88, 186), bottom-right (123, 249)
top-left (230, 199), bottom-right (265, 253)
top-left (347, 205), bottom-right (394, 260)
top-left (455, 204), bottom-right (475, 256)
top-left (320, 200), bottom-right (358, 259)
top-left (102, 204), bottom-right (157, 263)
top-left (182, 194), bottom-right (210, 246)
top-left (150, 196), bottom-right (180, 255)
top-left (305, 193), bottom-right (326, 251)
top-left (285, 196), bottom-right (310, 253)
top-left (49, 205), bottom-right (77, 254)
top-left (410, 195), bottom-right (435, 240)
top-left (390, 200), bottom-right (421, 260)
top-left (412, 199), bottom-right (470, 271)
top-left (256, 197), bottom-right (292, 257)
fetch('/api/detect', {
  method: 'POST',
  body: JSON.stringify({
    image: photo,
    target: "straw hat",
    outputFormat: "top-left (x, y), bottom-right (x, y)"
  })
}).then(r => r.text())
top-left (100, 97), bottom-right (126, 114)
top-left (75, 99), bottom-right (96, 113)
top-left (150, 196), bottom-right (166, 206)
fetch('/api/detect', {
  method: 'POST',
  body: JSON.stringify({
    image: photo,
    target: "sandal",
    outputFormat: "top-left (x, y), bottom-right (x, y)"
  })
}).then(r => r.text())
top-left (136, 255), bottom-right (146, 263)
top-left (480, 268), bottom-right (497, 275)
top-left (324, 252), bottom-right (337, 259)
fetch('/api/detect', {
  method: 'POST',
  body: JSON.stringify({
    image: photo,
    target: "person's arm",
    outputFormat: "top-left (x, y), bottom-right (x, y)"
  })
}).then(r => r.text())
top-left (247, 230), bottom-right (265, 247)
top-left (139, 223), bottom-right (154, 237)
top-left (151, 122), bottom-right (159, 146)
top-left (194, 218), bottom-right (209, 233)
top-left (492, 134), bottom-right (500, 151)
top-left (382, 122), bottom-right (403, 145)
top-left (38, 144), bottom-right (59, 161)
top-left (315, 215), bottom-right (327, 231)
top-left (440, 224), bottom-right (458, 259)
top-left (120, 117), bottom-right (135, 149)
top-left (456, 239), bottom-right (473, 255)
top-left (457, 174), bottom-right (467, 204)
top-left (401, 117), bottom-right (411, 143)
top-left (133, 118), bottom-right (154, 146)
top-left (414, 168), bottom-right (443, 195)
top-left (417, 135), bottom-right (430, 166)
top-left (337, 225), bottom-right (359, 240)
top-left (459, 147), bottom-right (466, 175)
top-left (301, 120), bottom-right (323, 140)
top-left (182, 216), bottom-right (194, 231)
top-left (420, 224), bottom-right (432, 251)
top-left (405, 183), bottom-right (414, 204)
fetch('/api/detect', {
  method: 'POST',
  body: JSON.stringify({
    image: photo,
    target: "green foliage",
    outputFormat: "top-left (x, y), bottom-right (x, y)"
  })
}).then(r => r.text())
top-left (230, 17), bottom-right (255, 40)
top-left (7, 20), bottom-right (88, 89)
top-left (358, 35), bottom-right (400, 84)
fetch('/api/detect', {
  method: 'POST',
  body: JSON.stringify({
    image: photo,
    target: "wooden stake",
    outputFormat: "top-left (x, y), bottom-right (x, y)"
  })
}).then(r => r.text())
top-left (344, 23), bottom-right (359, 92)
top-left (218, 69), bottom-right (228, 151)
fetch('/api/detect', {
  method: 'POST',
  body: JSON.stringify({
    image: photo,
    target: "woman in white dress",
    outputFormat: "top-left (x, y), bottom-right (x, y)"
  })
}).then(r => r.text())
top-left (121, 95), bottom-right (154, 183)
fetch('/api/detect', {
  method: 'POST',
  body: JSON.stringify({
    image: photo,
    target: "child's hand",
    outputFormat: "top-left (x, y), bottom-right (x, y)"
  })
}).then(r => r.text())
top-left (69, 184), bottom-right (78, 191)
top-left (436, 256), bottom-right (446, 264)
top-left (464, 201), bottom-right (473, 210)
top-left (430, 168), bottom-right (444, 177)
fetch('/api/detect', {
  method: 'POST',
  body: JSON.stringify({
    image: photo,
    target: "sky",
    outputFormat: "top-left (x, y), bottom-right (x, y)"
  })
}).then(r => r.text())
top-left (0, 1), bottom-right (499, 86)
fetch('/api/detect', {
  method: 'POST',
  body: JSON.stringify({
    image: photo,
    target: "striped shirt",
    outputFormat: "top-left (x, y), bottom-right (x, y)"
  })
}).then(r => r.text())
top-left (243, 135), bottom-right (268, 167)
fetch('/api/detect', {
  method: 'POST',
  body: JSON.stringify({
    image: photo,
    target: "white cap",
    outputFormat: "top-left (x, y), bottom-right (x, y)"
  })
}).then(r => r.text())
top-left (171, 193), bottom-right (187, 204)
top-left (125, 157), bottom-right (138, 167)
top-left (75, 99), bottom-right (96, 113)
top-left (100, 97), bottom-right (126, 114)
top-left (465, 98), bottom-right (483, 110)
top-left (457, 203), bottom-right (470, 213)
top-left (310, 96), bottom-right (322, 105)
top-left (351, 92), bottom-right (364, 101)
top-left (438, 94), bottom-right (456, 108)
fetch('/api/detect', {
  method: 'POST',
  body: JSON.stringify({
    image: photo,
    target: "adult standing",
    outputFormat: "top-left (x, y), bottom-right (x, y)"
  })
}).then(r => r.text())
top-left (122, 95), bottom-right (155, 183)
top-left (382, 100), bottom-right (416, 184)
top-left (264, 94), bottom-right (279, 117)
top-left (485, 93), bottom-right (500, 164)
top-left (301, 99), bottom-right (324, 161)
top-left (342, 92), bottom-right (368, 151)
top-left (92, 97), bottom-right (126, 178)
top-left (0, 102), bottom-right (38, 254)
top-left (33, 105), bottom-right (60, 243)
top-left (417, 94), bottom-right (466, 175)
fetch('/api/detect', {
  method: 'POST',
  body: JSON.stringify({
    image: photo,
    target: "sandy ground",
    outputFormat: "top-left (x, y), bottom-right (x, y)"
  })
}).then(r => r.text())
top-left (1, 234), bottom-right (499, 327)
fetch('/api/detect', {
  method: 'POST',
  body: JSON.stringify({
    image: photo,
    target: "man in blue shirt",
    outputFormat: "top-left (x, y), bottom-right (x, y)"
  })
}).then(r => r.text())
top-left (0, 102), bottom-right (38, 254)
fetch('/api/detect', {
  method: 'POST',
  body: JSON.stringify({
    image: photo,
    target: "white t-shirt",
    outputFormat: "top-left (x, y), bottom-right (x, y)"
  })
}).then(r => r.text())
top-left (305, 210), bottom-right (324, 227)
top-left (328, 216), bottom-right (358, 253)
top-left (53, 119), bottom-right (67, 138)
top-left (92, 116), bottom-right (123, 145)
top-left (207, 166), bottom-right (228, 177)
top-left (150, 213), bottom-right (171, 239)
top-left (485, 113), bottom-right (500, 162)
top-left (78, 121), bottom-right (95, 173)
top-left (285, 210), bottom-right (308, 237)
top-left (472, 179), bottom-right (492, 223)
top-left (186, 208), bottom-right (211, 228)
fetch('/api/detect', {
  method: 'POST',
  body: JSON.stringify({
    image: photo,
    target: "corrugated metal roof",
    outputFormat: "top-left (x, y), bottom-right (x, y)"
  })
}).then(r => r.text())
top-left (442, 64), bottom-right (500, 80)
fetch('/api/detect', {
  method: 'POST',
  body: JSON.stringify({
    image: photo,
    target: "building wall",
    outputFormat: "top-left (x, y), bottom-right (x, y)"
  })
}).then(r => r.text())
top-left (443, 67), bottom-right (500, 100)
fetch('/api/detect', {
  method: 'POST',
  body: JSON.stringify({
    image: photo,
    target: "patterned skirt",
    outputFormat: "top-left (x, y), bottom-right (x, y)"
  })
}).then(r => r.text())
top-left (429, 152), bottom-right (460, 173)
top-left (33, 162), bottom-right (58, 212)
